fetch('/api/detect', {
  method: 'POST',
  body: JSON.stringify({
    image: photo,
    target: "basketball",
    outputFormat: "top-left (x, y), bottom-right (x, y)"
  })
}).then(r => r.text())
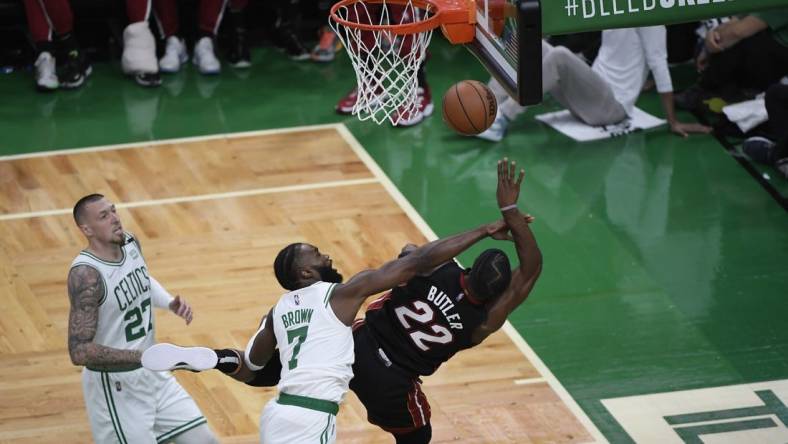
top-left (442, 80), bottom-right (498, 135)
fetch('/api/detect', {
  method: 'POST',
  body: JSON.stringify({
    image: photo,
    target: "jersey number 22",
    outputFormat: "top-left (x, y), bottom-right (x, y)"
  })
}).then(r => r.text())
top-left (394, 301), bottom-right (453, 351)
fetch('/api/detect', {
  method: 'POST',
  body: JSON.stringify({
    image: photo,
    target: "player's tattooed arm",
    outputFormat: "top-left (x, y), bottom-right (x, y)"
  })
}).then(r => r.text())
top-left (67, 265), bottom-right (142, 369)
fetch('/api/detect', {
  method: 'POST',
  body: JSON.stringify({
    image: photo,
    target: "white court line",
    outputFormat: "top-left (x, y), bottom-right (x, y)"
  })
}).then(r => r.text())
top-left (0, 178), bottom-right (379, 221)
top-left (514, 377), bottom-right (546, 386)
top-left (0, 123), bottom-right (341, 161)
top-left (336, 123), bottom-right (608, 444)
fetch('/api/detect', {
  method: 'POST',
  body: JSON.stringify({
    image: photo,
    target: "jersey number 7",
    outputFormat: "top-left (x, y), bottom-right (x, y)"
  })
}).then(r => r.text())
top-left (286, 326), bottom-right (309, 369)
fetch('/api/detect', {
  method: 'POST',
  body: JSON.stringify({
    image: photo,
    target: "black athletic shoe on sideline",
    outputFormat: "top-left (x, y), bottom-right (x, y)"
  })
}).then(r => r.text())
top-left (133, 72), bottom-right (162, 87)
top-left (274, 28), bottom-right (309, 61)
top-left (59, 49), bottom-right (92, 89)
top-left (227, 31), bottom-right (251, 68)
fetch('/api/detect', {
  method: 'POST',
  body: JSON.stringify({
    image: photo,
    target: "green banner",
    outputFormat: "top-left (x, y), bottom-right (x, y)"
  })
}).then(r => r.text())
top-left (541, 0), bottom-right (788, 35)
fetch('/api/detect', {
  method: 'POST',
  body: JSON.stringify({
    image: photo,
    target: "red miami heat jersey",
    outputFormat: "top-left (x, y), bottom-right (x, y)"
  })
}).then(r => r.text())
top-left (364, 261), bottom-right (486, 376)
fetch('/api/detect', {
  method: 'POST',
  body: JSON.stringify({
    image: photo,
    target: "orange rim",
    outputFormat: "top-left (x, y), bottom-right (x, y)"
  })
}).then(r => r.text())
top-left (330, 0), bottom-right (442, 35)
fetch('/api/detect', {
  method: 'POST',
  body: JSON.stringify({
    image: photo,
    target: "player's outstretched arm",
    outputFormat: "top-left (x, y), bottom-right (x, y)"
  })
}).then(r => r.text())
top-left (146, 274), bottom-right (195, 325)
top-left (472, 159), bottom-right (543, 345)
top-left (67, 265), bottom-right (143, 369)
top-left (329, 221), bottom-right (509, 326)
top-left (244, 307), bottom-right (277, 372)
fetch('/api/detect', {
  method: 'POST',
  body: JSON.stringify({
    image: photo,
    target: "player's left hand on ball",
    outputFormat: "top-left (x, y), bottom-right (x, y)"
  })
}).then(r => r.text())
top-left (169, 295), bottom-right (194, 325)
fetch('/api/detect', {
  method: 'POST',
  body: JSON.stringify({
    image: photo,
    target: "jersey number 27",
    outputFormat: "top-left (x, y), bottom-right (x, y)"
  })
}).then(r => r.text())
top-left (394, 301), bottom-right (453, 351)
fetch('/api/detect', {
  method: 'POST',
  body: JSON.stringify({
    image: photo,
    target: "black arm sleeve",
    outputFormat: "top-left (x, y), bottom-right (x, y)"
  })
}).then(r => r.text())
top-left (246, 349), bottom-right (283, 387)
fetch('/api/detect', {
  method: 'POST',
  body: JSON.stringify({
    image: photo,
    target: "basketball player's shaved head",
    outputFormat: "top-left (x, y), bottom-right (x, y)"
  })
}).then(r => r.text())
top-left (73, 193), bottom-right (105, 225)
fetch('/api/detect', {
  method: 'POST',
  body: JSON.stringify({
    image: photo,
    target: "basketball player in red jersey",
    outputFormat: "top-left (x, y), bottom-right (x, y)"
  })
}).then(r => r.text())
top-left (345, 158), bottom-right (541, 443)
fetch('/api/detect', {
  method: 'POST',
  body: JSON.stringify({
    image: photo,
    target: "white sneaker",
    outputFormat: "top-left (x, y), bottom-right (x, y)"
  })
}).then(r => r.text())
top-left (141, 343), bottom-right (217, 372)
top-left (193, 37), bottom-right (221, 75)
top-left (159, 36), bottom-right (188, 73)
top-left (476, 111), bottom-right (510, 142)
top-left (122, 21), bottom-right (158, 75)
top-left (34, 52), bottom-right (58, 91)
top-left (122, 21), bottom-right (161, 87)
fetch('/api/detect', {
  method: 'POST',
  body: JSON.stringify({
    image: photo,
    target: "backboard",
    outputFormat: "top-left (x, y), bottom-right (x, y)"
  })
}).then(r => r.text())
top-left (466, 0), bottom-right (542, 106)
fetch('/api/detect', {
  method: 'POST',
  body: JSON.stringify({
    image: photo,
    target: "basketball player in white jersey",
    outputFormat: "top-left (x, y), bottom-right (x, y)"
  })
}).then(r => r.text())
top-left (144, 217), bottom-right (515, 443)
top-left (67, 193), bottom-right (218, 443)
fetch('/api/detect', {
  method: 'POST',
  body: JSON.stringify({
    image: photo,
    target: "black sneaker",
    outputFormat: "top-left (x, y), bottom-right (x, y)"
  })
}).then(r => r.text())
top-left (227, 30), bottom-right (251, 68)
top-left (274, 28), bottom-right (309, 61)
top-left (59, 49), bottom-right (92, 89)
top-left (742, 136), bottom-right (777, 165)
top-left (133, 72), bottom-right (162, 87)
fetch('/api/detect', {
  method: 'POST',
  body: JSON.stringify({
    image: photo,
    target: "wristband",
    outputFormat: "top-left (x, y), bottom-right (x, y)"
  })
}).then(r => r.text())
top-left (500, 204), bottom-right (518, 212)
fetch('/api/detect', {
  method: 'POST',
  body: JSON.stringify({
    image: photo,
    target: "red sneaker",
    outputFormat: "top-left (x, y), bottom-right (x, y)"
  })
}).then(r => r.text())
top-left (393, 86), bottom-right (433, 127)
top-left (335, 87), bottom-right (358, 115)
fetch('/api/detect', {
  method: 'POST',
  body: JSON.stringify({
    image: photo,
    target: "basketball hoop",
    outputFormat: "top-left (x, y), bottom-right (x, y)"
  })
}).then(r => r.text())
top-left (330, 0), bottom-right (475, 125)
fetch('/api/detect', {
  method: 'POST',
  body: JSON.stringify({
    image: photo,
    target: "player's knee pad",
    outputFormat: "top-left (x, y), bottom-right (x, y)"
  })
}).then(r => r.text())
top-left (393, 424), bottom-right (432, 444)
top-left (122, 21), bottom-right (158, 74)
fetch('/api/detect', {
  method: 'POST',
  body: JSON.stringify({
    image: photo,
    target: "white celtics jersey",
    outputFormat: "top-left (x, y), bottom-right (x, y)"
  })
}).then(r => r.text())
top-left (69, 233), bottom-right (155, 352)
top-left (273, 281), bottom-right (354, 403)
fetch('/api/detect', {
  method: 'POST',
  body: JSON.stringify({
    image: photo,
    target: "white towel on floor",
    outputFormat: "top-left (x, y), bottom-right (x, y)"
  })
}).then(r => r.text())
top-left (722, 97), bottom-right (768, 133)
top-left (535, 107), bottom-right (666, 142)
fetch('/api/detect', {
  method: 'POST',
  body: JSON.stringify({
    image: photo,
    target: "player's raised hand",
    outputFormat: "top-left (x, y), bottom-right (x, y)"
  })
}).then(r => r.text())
top-left (169, 295), bottom-right (194, 325)
top-left (497, 157), bottom-right (524, 210)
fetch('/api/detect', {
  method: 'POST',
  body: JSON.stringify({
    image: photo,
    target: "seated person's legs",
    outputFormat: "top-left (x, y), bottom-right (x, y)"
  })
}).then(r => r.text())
top-left (23, 0), bottom-right (90, 91)
top-left (478, 40), bottom-right (626, 142)
top-left (123, 0), bottom-right (161, 87)
top-left (272, 0), bottom-right (309, 60)
top-left (312, 0), bottom-right (340, 62)
top-left (23, 0), bottom-right (59, 91)
top-left (154, 0), bottom-right (187, 73)
top-left (226, 0), bottom-right (251, 68)
top-left (544, 43), bottom-right (626, 126)
top-left (154, 0), bottom-right (223, 75)
top-left (192, 0), bottom-right (225, 74)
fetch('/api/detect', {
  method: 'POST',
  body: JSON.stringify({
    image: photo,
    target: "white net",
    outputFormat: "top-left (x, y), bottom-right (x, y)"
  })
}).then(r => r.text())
top-left (330, 0), bottom-right (436, 125)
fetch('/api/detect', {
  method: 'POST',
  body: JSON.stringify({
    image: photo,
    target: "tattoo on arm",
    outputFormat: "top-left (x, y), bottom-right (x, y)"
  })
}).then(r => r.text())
top-left (67, 265), bottom-right (141, 369)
